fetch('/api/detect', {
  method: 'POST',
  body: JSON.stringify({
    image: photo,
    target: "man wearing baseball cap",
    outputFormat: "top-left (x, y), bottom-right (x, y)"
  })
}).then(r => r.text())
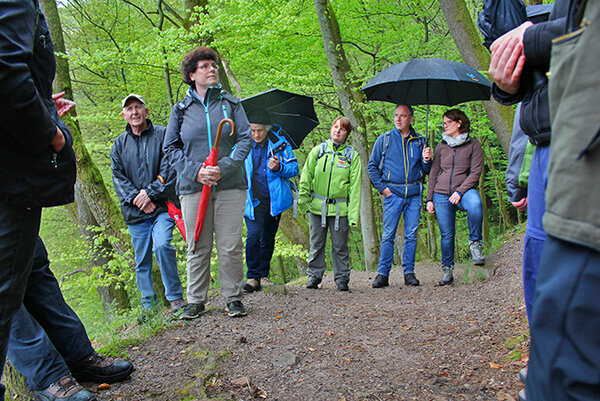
top-left (111, 94), bottom-right (185, 320)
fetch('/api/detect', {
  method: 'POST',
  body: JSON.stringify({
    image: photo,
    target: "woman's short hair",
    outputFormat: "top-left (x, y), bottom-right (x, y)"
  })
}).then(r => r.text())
top-left (333, 116), bottom-right (352, 134)
top-left (443, 108), bottom-right (470, 133)
top-left (180, 47), bottom-right (218, 86)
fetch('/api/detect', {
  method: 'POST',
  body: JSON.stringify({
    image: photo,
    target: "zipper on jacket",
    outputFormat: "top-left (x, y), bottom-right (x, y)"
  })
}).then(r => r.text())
top-left (449, 149), bottom-right (456, 194)
top-left (325, 151), bottom-right (335, 200)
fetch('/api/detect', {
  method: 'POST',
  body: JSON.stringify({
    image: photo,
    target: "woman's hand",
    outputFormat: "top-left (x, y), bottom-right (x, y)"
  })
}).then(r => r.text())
top-left (426, 201), bottom-right (435, 214)
top-left (449, 191), bottom-right (462, 205)
top-left (381, 187), bottom-right (392, 198)
top-left (196, 163), bottom-right (223, 185)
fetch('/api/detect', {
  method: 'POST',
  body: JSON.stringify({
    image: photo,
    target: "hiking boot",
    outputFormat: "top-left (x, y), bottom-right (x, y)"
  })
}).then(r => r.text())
top-left (372, 274), bottom-right (389, 288)
top-left (226, 301), bottom-right (247, 317)
top-left (69, 351), bottom-right (133, 383)
top-left (337, 281), bottom-right (349, 291)
top-left (33, 375), bottom-right (95, 401)
top-left (438, 266), bottom-right (454, 286)
top-left (518, 388), bottom-right (526, 401)
top-left (179, 303), bottom-right (205, 320)
top-left (519, 366), bottom-right (528, 384)
top-left (169, 298), bottom-right (186, 312)
top-left (404, 273), bottom-right (420, 286)
top-left (306, 278), bottom-right (320, 289)
top-left (243, 278), bottom-right (261, 293)
top-left (469, 240), bottom-right (485, 265)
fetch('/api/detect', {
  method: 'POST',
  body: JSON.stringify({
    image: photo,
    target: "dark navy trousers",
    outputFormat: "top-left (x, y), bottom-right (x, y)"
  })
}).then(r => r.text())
top-left (527, 235), bottom-right (600, 400)
top-left (7, 237), bottom-right (93, 391)
top-left (244, 199), bottom-right (281, 280)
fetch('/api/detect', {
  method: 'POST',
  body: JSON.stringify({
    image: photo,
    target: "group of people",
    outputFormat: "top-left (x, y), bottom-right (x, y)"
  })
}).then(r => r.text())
top-left (112, 47), bottom-right (489, 326)
top-left (2, 0), bottom-right (597, 400)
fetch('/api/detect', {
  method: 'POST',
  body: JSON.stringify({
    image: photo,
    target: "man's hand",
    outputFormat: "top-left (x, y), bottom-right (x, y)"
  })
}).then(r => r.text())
top-left (141, 201), bottom-right (157, 214)
top-left (488, 22), bottom-right (533, 95)
top-left (426, 201), bottom-right (435, 214)
top-left (512, 197), bottom-right (528, 211)
top-left (449, 191), bottom-right (462, 205)
top-left (196, 163), bottom-right (223, 186)
top-left (133, 189), bottom-right (151, 210)
top-left (50, 127), bottom-right (66, 152)
top-left (382, 187), bottom-right (392, 198)
top-left (422, 147), bottom-right (432, 162)
top-left (52, 91), bottom-right (75, 118)
top-left (268, 156), bottom-right (281, 172)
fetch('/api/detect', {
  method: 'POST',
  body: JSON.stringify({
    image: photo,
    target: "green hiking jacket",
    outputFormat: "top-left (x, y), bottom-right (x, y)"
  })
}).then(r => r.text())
top-left (298, 140), bottom-right (362, 226)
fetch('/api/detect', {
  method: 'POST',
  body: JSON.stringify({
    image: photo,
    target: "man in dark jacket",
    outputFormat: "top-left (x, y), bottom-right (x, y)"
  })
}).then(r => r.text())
top-left (527, 1), bottom-right (600, 399)
top-left (111, 94), bottom-right (184, 318)
top-left (488, 2), bottom-right (569, 400)
top-left (368, 104), bottom-right (432, 288)
top-left (0, 1), bottom-right (78, 398)
top-left (0, 2), bottom-right (132, 399)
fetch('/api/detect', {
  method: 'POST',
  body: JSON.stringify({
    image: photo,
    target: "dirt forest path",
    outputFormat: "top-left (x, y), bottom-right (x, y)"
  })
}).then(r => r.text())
top-left (95, 234), bottom-right (529, 401)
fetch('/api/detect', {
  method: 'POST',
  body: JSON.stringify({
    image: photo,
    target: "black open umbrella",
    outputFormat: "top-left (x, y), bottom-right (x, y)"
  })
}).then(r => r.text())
top-left (241, 89), bottom-right (319, 149)
top-left (361, 58), bottom-right (492, 137)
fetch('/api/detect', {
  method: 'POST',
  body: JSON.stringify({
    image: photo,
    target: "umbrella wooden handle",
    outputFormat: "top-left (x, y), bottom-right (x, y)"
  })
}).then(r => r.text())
top-left (213, 118), bottom-right (235, 148)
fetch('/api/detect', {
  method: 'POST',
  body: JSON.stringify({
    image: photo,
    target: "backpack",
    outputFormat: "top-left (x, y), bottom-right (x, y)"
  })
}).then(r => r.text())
top-left (316, 141), bottom-right (355, 165)
top-left (477, 0), bottom-right (527, 49)
top-left (377, 132), bottom-right (426, 174)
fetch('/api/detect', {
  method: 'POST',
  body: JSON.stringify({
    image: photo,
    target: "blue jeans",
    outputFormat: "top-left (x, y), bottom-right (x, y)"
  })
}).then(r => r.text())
top-left (245, 199), bottom-right (281, 280)
top-left (0, 203), bottom-right (42, 399)
top-left (377, 194), bottom-right (421, 276)
top-left (127, 212), bottom-right (182, 309)
top-left (527, 236), bottom-right (600, 400)
top-left (432, 189), bottom-right (483, 267)
top-left (7, 238), bottom-right (93, 391)
top-left (523, 145), bottom-right (549, 325)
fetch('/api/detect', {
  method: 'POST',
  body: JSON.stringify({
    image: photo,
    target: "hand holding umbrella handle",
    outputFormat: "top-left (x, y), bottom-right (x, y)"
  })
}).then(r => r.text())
top-left (213, 118), bottom-right (236, 149)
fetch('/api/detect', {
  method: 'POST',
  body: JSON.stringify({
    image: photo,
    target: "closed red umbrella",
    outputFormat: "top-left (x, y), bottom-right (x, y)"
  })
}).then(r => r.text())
top-left (157, 174), bottom-right (186, 241)
top-left (193, 118), bottom-right (235, 251)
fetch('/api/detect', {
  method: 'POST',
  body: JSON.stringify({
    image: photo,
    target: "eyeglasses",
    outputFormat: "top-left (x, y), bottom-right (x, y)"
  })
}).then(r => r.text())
top-left (196, 62), bottom-right (219, 72)
top-left (442, 120), bottom-right (455, 128)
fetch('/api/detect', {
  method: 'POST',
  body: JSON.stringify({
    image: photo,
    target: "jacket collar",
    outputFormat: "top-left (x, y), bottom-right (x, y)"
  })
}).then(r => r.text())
top-left (125, 119), bottom-right (153, 136)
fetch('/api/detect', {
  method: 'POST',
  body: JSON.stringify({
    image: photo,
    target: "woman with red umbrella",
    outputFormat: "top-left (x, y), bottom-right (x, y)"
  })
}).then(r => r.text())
top-left (163, 47), bottom-right (252, 319)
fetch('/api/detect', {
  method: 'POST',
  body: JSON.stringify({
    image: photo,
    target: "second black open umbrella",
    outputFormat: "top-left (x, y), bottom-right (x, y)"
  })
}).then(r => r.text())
top-left (241, 88), bottom-right (319, 149)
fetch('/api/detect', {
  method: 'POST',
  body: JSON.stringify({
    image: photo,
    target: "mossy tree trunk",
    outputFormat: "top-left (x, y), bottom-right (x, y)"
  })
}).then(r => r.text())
top-left (1, 361), bottom-right (32, 400)
top-left (41, 0), bottom-right (130, 309)
top-left (438, 0), bottom-right (513, 155)
top-left (314, 0), bottom-right (380, 271)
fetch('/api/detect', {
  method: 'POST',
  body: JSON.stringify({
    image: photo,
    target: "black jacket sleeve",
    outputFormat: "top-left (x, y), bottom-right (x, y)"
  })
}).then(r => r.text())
top-left (0, 0), bottom-right (58, 155)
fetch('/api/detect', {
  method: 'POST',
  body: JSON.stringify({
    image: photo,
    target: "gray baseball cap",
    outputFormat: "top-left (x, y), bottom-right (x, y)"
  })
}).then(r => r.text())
top-left (121, 93), bottom-right (146, 108)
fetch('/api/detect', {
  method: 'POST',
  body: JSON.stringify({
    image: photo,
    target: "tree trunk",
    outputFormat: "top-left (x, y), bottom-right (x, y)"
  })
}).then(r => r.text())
top-left (41, 0), bottom-right (130, 309)
top-left (438, 0), bottom-right (513, 155)
top-left (313, 0), bottom-right (379, 271)
top-left (1, 361), bottom-right (32, 400)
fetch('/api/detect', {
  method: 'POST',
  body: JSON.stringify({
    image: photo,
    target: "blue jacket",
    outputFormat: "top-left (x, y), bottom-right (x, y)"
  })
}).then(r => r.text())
top-left (111, 121), bottom-right (176, 225)
top-left (368, 127), bottom-right (431, 198)
top-left (244, 129), bottom-right (299, 219)
top-left (0, 0), bottom-right (76, 208)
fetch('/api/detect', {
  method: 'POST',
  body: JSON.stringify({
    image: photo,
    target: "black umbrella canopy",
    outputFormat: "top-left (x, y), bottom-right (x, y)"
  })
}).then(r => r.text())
top-left (242, 89), bottom-right (319, 149)
top-left (361, 58), bottom-right (492, 106)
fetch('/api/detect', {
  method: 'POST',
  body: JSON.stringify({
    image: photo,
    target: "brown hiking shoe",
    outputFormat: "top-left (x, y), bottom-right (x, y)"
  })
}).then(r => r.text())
top-left (34, 375), bottom-right (95, 401)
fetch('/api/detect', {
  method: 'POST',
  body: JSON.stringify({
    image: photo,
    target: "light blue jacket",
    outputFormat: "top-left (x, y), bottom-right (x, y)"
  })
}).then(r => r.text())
top-left (244, 128), bottom-right (299, 219)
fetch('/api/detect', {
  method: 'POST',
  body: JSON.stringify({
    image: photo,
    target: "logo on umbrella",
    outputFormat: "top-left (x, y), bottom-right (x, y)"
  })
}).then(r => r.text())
top-left (466, 73), bottom-right (479, 82)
